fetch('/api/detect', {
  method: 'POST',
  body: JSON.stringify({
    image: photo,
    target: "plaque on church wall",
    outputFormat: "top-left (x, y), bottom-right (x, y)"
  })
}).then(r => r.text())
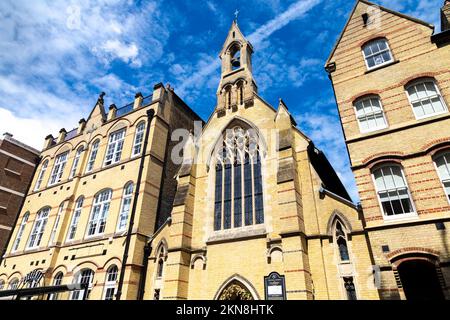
top-left (264, 272), bottom-right (286, 300)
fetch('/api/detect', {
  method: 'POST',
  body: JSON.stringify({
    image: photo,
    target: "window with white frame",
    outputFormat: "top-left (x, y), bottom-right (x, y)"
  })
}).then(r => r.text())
top-left (103, 265), bottom-right (118, 300)
top-left (406, 79), bottom-right (448, 119)
top-left (86, 189), bottom-right (112, 237)
top-left (116, 182), bottom-right (133, 232)
top-left (27, 207), bottom-right (50, 249)
top-left (69, 146), bottom-right (84, 179)
top-left (434, 152), bottom-right (450, 201)
top-left (0, 279), bottom-right (4, 290)
top-left (48, 272), bottom-right (63, 300)
top-left (70, 269), bottom-right (94, 300)
top-left (373, 165), bottom-right (415, 218)
top-left (86, 140), bottom-right (100, 173)
top-left (67, 197), bottom-right (84, 241)
top-left (34, 160), bottom-right (48, 191)
top-left (49, 151), bottom-right (69, 186)
top-left (132, 122), bottom-right (145, 157)
top-left (48, 203), bottom-right (64, 246)
top-left (354, 96), bottom-right (387, 132)
top-left (362, 38), bottom-right (393, 70)
top-left (104, 129), bottom-right (126, 166)
top-left (12, 212), bottom-right (29, 252)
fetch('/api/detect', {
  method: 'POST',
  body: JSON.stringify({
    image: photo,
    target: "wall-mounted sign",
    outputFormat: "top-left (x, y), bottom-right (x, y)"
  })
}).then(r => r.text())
top-left (264, 272), bottom-right (286, 300)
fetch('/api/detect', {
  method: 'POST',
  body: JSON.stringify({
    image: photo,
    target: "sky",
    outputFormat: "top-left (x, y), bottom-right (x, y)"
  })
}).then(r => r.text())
top-left (0, 0), bottom-right (444, 202)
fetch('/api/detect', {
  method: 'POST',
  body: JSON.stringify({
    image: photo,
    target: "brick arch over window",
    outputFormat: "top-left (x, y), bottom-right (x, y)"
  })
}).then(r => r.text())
top-left (387, 248), bottom-right (441, 267)
top-left (106, 119), bottom-right (130, 136)
top-left (421, 138), bottom-right (450, 154)
top-left (362, 152), bottom-right (404, 167)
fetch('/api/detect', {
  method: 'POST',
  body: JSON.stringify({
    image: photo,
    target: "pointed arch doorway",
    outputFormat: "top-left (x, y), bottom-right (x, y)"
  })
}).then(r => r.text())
top-left (214, 275), bottom-right (259, 300)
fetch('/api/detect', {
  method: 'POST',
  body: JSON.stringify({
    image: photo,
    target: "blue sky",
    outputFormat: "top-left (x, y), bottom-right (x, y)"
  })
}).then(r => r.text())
top-left (0, 0), bottom-right (444, 201)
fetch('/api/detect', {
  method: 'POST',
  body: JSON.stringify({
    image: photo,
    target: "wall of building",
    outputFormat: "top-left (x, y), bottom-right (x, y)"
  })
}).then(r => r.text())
top-left (328, 0), bottom-right (450, 300)
top-left (0, 135), bottom-right (39, 254)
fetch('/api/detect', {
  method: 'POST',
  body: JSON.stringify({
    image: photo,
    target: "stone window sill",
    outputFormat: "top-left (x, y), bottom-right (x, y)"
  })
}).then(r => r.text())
top-left (206, 225), bottom-right (267, 244)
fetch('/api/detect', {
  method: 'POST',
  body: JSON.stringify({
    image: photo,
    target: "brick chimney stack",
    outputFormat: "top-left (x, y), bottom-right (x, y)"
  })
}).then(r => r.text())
top-left (442, 0), bottom-right (450, 31)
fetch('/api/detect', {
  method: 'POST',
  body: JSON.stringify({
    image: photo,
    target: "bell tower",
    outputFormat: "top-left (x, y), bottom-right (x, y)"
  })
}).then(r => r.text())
top-left (216, 20), bottom-right (257, 113)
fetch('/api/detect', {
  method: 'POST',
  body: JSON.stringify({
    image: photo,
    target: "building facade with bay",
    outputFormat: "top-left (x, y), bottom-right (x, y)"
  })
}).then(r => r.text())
top-left (326, 0), bottom-right (450, 300)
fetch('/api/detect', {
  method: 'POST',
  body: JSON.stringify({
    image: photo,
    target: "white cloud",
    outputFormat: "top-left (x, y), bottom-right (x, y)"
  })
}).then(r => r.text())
top-left (94, 40), bottom-right (141, 67)
top-left (0, 0), bottom-right (170, 145)
top-left (0, 108), bottom-right (67, 150)
top-left (248, 0), bottom-right (322, 46)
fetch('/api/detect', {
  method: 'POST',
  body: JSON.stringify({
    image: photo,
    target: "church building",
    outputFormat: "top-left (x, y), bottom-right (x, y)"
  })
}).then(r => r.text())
top-left (143, 21), bottom-right (378, 300)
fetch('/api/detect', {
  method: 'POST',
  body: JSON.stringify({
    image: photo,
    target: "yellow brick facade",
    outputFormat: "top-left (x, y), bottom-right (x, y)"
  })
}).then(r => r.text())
top-left (327, 0), bottom-right (450, 300)
top-left (0, 84), bottom-right (201, 299)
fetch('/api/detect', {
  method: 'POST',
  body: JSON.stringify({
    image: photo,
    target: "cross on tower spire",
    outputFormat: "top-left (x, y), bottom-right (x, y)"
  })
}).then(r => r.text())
top-left (234, 9), bottom-right (239, 22)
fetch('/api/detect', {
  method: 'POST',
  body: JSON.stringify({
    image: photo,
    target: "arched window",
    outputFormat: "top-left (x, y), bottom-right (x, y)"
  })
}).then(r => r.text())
top-left (104, 129), bottom-right (126, 166)
top-left (155, 242), bottom-right (167, 279)
top-left (230, 43), bottom-right (241, 70)
top-left (224, 86), bottom-right (232, 109)
top-left (406, 79), bottom-right (448, 119)
top-left (237, 81), bottom-right (244, 106)
top-left (67, 197), bottom-right (84, 241)
top-left (213, 126), bottom-right (264, 231)
top-left (116, 182), bottom-right (134, 232)
top-left (70, 269), bottom-right (94, 300)
top-left (103, 265), bottom-right (118, 300)
top-left (12, 212), bottom-right (29, 252)
top-left (49, 151), bottom-right (69, 186)
top-left (48, 272), bottom-right (63, 300)
top-left (34, 160), bottom-right (48, 191)
top-left (86, 139), bottom-right (100, 173)
top-left (0, 279), bottom-right (5, 290)
top-left (372, 164), bottom-right (415, 218)
top-left (354, 96), bottom-right (387, 133)
top-left (362, 38), bottom-right (393, 70)
top-left (434, 152), bottom-right (450, 201)
top-left (86, 189), bottom-right (112, 237)
top-left (335, 222), bottom-right (350, 262)
top-left (27, 207), bottom-right (50, 249)
top-left (132, 122), bottom-right (146, 157)
top-left (157, 259), bottom-right (164, 278)
top-left (8, 278), bottom-right (19, 290)
top-left (69, 146), bottom-right (85, 179)
top-left (49, 202), bottom-right (65, 245)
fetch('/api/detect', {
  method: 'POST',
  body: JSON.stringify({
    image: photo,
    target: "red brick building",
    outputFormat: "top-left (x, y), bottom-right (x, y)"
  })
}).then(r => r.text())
top-left (0, 133), bottom-right (40, 255)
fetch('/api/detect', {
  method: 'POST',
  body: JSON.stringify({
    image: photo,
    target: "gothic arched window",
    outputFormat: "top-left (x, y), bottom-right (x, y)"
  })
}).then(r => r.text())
top-left (237, 81), bottom-right (244, 106)
top-left (335, 222), bottom-right (350, 262)
top-left (213, 126), bottom-right (264, 231)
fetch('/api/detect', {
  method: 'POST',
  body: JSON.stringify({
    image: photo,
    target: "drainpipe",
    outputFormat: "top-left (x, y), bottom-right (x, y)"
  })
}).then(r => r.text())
top-left (0, 155), bottom-right (40, 267)
top-left (116, 108), bottom-right (155, 300)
